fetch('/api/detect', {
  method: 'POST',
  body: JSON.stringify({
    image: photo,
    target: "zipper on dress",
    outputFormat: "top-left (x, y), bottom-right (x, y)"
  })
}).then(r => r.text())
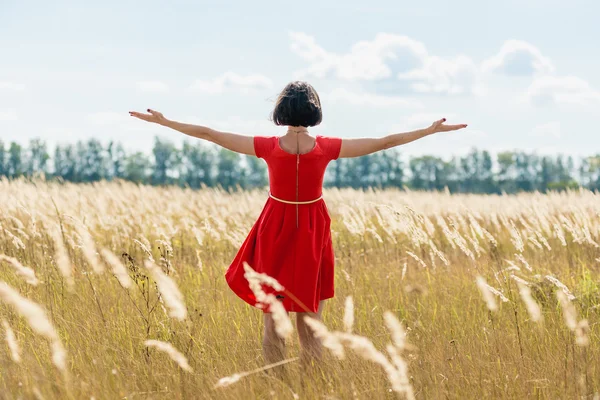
top-left (295, 133), bottom-right (299, 228)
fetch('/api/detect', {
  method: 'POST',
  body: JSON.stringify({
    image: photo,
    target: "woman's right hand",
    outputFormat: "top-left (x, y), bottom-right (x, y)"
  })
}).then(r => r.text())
top-left (129, 109), bottom-right (168, 125)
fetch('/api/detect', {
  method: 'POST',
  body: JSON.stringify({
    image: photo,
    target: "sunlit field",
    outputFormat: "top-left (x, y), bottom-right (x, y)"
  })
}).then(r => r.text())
top-left (0, 179), bottom-right (598, 399)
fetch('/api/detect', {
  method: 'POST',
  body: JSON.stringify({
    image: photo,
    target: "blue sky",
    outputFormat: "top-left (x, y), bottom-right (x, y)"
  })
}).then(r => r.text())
top-left (1, 0), bottom-right (599, 157)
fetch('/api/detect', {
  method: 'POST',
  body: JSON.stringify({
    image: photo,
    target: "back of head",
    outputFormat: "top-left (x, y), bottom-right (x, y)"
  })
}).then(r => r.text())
top-left (271, 81), bottom-right (323, 128)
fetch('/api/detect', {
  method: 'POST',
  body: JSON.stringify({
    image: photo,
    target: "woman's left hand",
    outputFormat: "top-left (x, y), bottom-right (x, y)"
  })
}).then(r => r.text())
top-left (428, 118), bottom-right (468, 134)
top-left (129, 109), bottom-right (168, 125)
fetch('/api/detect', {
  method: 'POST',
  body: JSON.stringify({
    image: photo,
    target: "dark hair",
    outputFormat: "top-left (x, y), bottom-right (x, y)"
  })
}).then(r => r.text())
top-left (271, 81), bottom-right (323, 127)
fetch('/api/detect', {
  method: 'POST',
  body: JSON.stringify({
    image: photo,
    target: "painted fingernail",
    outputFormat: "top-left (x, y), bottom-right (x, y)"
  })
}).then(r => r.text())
top-left (443, 118), bottom-right (446, 121)
top-left (147, 109), bottom-right (150, 112)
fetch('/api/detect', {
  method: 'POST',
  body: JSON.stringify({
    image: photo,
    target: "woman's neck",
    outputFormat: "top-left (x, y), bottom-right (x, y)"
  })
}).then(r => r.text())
top-left (286, 126), bottom-right (309, 135)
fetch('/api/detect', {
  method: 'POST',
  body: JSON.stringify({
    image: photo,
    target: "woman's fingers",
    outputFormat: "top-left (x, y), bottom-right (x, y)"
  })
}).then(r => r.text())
top-left (129, 110), bottom-right (157, 122)
top-left (129, 111), bottom-right (148, 120)
top-left (441, 124), bottom-right (468, 131)
top-left (432, 118), bottom-right (446, 127)
top-left (147, 109), bottom-right (164, 118)
top-left (431, 118), bottom-right (467, 132)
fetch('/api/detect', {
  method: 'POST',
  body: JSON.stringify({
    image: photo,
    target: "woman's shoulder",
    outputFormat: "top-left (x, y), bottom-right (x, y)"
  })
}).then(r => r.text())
top-left (254, 136), bottom-right (277, 159)
top-left (316, 134), bottom-right (342, 140)
top-left (317, 135), bottom-right (342, 160)
top-left (316, 134), bottom-right (342, 144)
top-left (254, 135), bottom-right (278, 144)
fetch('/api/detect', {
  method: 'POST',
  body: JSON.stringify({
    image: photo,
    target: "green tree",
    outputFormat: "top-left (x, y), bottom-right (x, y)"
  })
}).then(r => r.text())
top-left (580, 155), bottom-right (600, 190)
top-left (216, 149), bottom-right (244, 189)
top-left (7, 142), bottom-right (23, 178)
top-left (25, 138), bottom-right (50, 176)
top-left (124, 152), bottom-right (151, 184)
top-left (245, 155), bottom-right (267, 188)
top-left (329, 158), bottom-right (346, 187)
top-left (77, 139), bottom-right (107, 182)
top-left (0, 140), bottom-right (6, 176)
top-left (458, 149), bottom-right (495, 193)
top-left (515, 152), bottom-right (539, 192)
top-left (409, 156), bottom-right (449, 191)
top-left (497, 151), bottom-right (516, 193)
top-left (179, 141), bottom-right (215, 188)
top-left (344, 154), bottom-right (378, 189)
top-left (152, 137), bottom-right (179, 185)
top-left (107, 141), bottom-right (127, 180)
top-left (378, 150), bottom-right (404, 188)
top-left (54, 144), bottom-right (78, 182)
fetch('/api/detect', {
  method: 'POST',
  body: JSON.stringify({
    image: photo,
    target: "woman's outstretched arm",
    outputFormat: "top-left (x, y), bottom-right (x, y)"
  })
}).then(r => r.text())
top-left (129, 109), bottom-right (256, 156)
top-left (338, 118), bottom-right (467, 158)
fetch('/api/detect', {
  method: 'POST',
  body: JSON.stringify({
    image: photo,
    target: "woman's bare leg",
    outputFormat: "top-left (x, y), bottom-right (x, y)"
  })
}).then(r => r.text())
top-left (296, 300), bottom-right (325, 365)
top-left (263, 312), bottom-right (286, 365)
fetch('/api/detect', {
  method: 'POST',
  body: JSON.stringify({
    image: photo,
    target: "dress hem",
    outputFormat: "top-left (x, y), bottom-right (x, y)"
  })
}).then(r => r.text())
top-left (225, 271), bottom-right (333, 313)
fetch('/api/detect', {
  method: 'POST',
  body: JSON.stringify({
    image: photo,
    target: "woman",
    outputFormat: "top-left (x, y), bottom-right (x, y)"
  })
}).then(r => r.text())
top-left (129, 80), bottom-right (467, 365)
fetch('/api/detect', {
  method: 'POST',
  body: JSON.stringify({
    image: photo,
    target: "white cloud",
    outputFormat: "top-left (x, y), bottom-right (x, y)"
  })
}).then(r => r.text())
top-left (290, 31), bottom-right (427, 81)
top-left (290, 32), bottom-right (483, 95)
top-left (189, 72), bottom-right (273, 94)
top-left (396, 39), bottom-right (555, 95)
top-left (0, 82), bottom-right (25, 91)
top-left (289, 32), bottom-right (332, 64)
top-left (289, 34), bottom-right (598, 103)
top-left (324, 87), bottom-right (423, 108)
top-left (480, 41), bottom-right (600, 108)
top-left (525, 75), bottom-right (600, 106)
top-left (482, 40), bottom-right (555, 76)
top-left (532, 121), bottom-right (561, 138)
top-left (0, 109), bottom-right (18, 121)
top-left (398, 55), bottom-right (482, 95)
top-left (136, 81), bottom-right (169, 93)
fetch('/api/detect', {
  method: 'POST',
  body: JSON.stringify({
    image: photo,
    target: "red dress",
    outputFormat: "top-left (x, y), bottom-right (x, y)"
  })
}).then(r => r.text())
top-left (225, 135), bottom-right (342, 313)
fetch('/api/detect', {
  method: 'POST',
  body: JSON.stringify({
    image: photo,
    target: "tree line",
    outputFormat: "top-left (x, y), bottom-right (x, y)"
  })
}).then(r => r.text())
top-left (1, 137), bottom-right (600, 193)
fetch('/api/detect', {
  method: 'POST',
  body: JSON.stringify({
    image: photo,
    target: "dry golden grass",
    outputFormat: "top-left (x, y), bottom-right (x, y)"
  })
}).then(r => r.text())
top-left (0, 178), bottom-right (599, 399)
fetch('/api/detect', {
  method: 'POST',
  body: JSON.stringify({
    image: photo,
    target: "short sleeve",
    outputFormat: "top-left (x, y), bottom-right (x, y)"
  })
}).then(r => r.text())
top-left (254, 136), bottom-right (275, 159)
top-left (320, 136), bottom-right (342, 161)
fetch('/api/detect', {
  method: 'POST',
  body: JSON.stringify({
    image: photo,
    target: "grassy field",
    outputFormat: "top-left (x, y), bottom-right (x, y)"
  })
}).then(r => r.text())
top-left (0, 179), bottom-right (598, 399)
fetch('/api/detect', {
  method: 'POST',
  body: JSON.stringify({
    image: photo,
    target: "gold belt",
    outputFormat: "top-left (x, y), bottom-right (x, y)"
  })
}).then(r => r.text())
top-left (268, 192), bottom-right (322, 204)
